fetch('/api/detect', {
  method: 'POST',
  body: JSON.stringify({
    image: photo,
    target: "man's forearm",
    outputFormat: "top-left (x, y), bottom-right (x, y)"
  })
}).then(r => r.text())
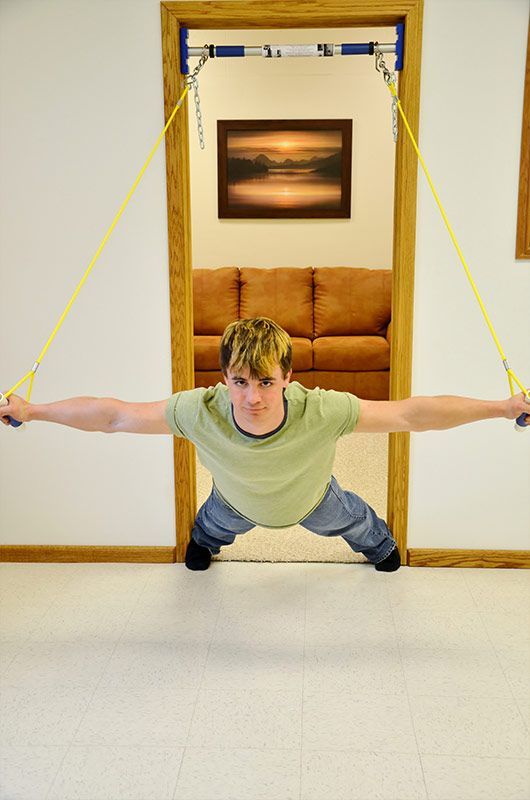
top-left (27, 397), bottom-right (120, 432)
top-left (405, 396), bottom-right (505, 432)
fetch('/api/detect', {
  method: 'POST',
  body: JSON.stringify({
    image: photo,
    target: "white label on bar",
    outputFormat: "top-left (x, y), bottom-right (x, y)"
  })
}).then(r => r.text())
top-left (262, 44), bottom-right (324, 58)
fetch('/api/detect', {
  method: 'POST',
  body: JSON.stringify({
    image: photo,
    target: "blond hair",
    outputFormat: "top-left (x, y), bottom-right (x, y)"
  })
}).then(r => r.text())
top-left (220, 317), bottom-right (292, 379)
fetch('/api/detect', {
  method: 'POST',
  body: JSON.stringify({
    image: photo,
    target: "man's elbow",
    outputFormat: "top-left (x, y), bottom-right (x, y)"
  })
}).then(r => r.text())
top-left (104, 399), bottom-right (124, 433)
top-left (402, 398), bottom-right (430, 433)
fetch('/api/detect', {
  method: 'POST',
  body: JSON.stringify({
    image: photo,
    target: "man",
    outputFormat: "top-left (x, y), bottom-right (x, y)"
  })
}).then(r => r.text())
top-left (2, 317), bottom-right (528, 572)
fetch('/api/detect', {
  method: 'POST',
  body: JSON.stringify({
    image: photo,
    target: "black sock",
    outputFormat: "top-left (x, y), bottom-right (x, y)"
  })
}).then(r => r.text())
top-left (185, 538), bottom-right (212, 571)
top-left (375, 546), bottom-right (401, 572)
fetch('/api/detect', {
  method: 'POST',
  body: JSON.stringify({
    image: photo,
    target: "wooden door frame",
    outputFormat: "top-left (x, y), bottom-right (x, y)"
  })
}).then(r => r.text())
top-left (160, 0), bottom-right (424, 563)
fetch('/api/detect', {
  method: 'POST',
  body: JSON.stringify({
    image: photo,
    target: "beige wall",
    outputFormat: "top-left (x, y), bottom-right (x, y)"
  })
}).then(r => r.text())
top-left (0, 0), bottom-right (528, 551)
top-left (189, 27), bottom-right (395, 269)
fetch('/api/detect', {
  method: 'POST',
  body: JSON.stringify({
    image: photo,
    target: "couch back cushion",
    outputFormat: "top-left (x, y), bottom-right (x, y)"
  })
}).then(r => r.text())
top-left (314, 267), bottom-right (391, 337)
top-left (239, 267), bottom-right (314, 338)
top-left (193, 267), bottom-right (239, 335)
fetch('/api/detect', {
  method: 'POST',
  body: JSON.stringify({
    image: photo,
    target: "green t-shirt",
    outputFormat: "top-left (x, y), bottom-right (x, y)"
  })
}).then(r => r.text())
top-left (165, 381), bottom-right (360, 528)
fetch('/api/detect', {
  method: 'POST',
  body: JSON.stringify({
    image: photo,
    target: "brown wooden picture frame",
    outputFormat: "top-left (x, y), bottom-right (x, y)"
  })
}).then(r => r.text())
top-left (217, 119), bottom-right (352, 218)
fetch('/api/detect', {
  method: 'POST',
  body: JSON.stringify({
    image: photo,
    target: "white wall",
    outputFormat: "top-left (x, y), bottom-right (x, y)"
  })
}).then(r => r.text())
top-left (409, 0), bottom-right (530, 549)
top-left (0, 0), bottom-right (176, 546)
top-left (0, 0), bottom-right (528, 551)
top-left (188, 27), bottom-right (395, 268)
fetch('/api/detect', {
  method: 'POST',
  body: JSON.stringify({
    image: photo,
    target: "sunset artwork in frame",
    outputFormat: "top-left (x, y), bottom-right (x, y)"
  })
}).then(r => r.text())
top-left (217, 119), bottom-right (352, 219)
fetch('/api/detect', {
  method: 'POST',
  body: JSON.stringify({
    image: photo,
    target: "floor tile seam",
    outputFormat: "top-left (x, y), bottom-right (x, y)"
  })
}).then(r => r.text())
top-left (388, 603), bottom-right (484, 614)
top-left (136, 567), bottom-right (208, 800)
top-left (174, 595), bottom-right (227, 799)
top-left (461, 568), bottom-right (530, 599)
top-left (35, 741), bottom-right (530, 756)
top-left (385, 574), bottom-right (430, 800)
top-left (464, 577), bottom-right (523, 620)
top-left (296, 747), bottom-right (530, 759)
top-left (174, 745), bottom-right (304, 751)
top-left (44, 572), bottom-right (153, 800)
top-left (16, 594), bottom-right (59, 640)
top-left (170, 747), bottom-right (187, 800)
top-left (132, 564), bottom-right (160, 603)
top-left (298, 566), bottom-right (309, 800)
top-left (300, 690), bottom-right (520, 704)
top-left (299, 684), bottom-right (528, 701)
top-left (35, 567), bottom-right (155, 640)
top-left (163, 742), bottom-right (526, 756)
top-left (398, 691), bottom-right (527, 703)
top-left (0, 633), bottom-right (32, 679)
top-left (0, 597), bottom-right (49, 692)
top-left (465, 575), bottom-right (529, 733)
top-left (418, 752), bottom-right (530, 761)
top-left (46, 743), bottom-right (188, 749)
top-left (37, 564), bottom-right (155, 611)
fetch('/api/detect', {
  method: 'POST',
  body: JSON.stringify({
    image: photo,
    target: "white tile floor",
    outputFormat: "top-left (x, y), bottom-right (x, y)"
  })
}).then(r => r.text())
top-left (1, 562), bottom-right (529, 800)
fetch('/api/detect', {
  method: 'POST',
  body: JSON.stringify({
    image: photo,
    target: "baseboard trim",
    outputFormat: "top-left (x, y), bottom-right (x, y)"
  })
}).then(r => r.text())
top-left (407, 548), bottom-right (530, 569)
top-left (0, 545), bottom-right (176, 563)
top-left (2, 545), bottom-right (529, 568)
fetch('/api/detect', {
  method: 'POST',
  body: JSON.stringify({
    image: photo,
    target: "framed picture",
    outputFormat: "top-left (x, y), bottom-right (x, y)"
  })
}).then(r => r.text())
top-left (217, 119), bottom-right (352, 219)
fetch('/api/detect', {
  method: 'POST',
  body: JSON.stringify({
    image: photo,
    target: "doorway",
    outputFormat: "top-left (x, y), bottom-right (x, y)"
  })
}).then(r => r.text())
top-left (160, 0), bottom-right (424, 564)
top-left (190, 24), bottom-right (394, 562)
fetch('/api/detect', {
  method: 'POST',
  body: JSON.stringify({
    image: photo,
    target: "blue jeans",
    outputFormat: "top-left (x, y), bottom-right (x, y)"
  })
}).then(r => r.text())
top-left (191, 476), bottom-right (396, 565)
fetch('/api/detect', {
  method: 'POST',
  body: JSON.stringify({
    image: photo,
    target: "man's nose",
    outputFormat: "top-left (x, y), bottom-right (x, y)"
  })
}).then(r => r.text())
top-left (247, 386), bottom-right (262, 404)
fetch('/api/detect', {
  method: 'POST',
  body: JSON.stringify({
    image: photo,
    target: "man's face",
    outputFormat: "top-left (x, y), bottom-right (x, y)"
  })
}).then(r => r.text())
top-left (224, 363), bottom-right (292, 429)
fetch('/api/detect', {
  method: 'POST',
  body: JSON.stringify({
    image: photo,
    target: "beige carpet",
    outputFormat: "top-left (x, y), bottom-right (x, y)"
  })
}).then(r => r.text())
top-left (195, 432), bottom-right (388, 563)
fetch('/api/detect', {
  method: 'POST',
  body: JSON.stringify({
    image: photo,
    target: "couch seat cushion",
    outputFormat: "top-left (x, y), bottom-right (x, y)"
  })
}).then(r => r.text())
top-left (194, 336), bottom-right (312, 372)
top-left (290, 338), bottom-right (312, 371)
top-left (314, 267), bottom-right (391, 337)
top-left (313, 336), bottom-right (390, 371)
top-left (193, 267), bottom-right (239, 335)
top-left (239, 267), bottom-right (313, 338)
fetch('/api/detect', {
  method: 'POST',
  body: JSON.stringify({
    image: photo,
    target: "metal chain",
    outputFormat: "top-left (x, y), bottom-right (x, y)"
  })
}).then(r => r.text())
top-left (374, 45), bottom-right (398, 143)
top-left (185, 46), bottom-right (209, 149)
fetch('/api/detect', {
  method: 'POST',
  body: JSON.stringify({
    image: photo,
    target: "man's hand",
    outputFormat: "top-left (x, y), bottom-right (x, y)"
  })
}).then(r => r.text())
top-left (503, 392), bottom-right (530, 424)
top-left (0, 394), bottom-right (29, 426)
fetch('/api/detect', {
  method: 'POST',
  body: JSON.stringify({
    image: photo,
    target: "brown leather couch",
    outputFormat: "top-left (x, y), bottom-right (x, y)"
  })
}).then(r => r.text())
top-left (193, 266), bottom-right (392, 399)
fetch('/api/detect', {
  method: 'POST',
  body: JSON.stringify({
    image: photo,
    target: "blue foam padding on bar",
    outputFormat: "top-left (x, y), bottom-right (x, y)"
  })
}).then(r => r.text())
top-left (180, 27), bottom-right (189, 75)
top-left (216, 46), bottom-right (245, 57)
top-left (395, 22), bottom-right (404, 71)
top-left (341, 43), bottom-right (372, 55)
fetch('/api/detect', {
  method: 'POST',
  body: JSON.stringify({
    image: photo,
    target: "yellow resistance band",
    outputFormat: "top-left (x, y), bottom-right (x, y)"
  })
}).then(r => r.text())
top-left (4, 78), bottom-right (526, 403)
top-left (4, 84), bottom-right (190, 403)
top-left (386, 79), bottom-right (526, 398)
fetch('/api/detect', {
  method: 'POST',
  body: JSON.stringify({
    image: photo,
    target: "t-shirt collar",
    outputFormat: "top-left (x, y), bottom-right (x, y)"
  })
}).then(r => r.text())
top-left (231, 389), bottom-right (288, 439)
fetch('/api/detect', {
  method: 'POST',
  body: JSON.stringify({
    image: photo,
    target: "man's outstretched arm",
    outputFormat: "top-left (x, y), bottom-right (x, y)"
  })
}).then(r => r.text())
top-left (356, 392), bottom-right (530, 433)
top-left (0, 394), bottom-right (172, 434)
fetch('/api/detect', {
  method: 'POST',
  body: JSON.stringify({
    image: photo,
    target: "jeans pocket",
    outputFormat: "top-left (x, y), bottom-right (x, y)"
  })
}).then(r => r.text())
top-left (329, 480), bottom-right (366, 522)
